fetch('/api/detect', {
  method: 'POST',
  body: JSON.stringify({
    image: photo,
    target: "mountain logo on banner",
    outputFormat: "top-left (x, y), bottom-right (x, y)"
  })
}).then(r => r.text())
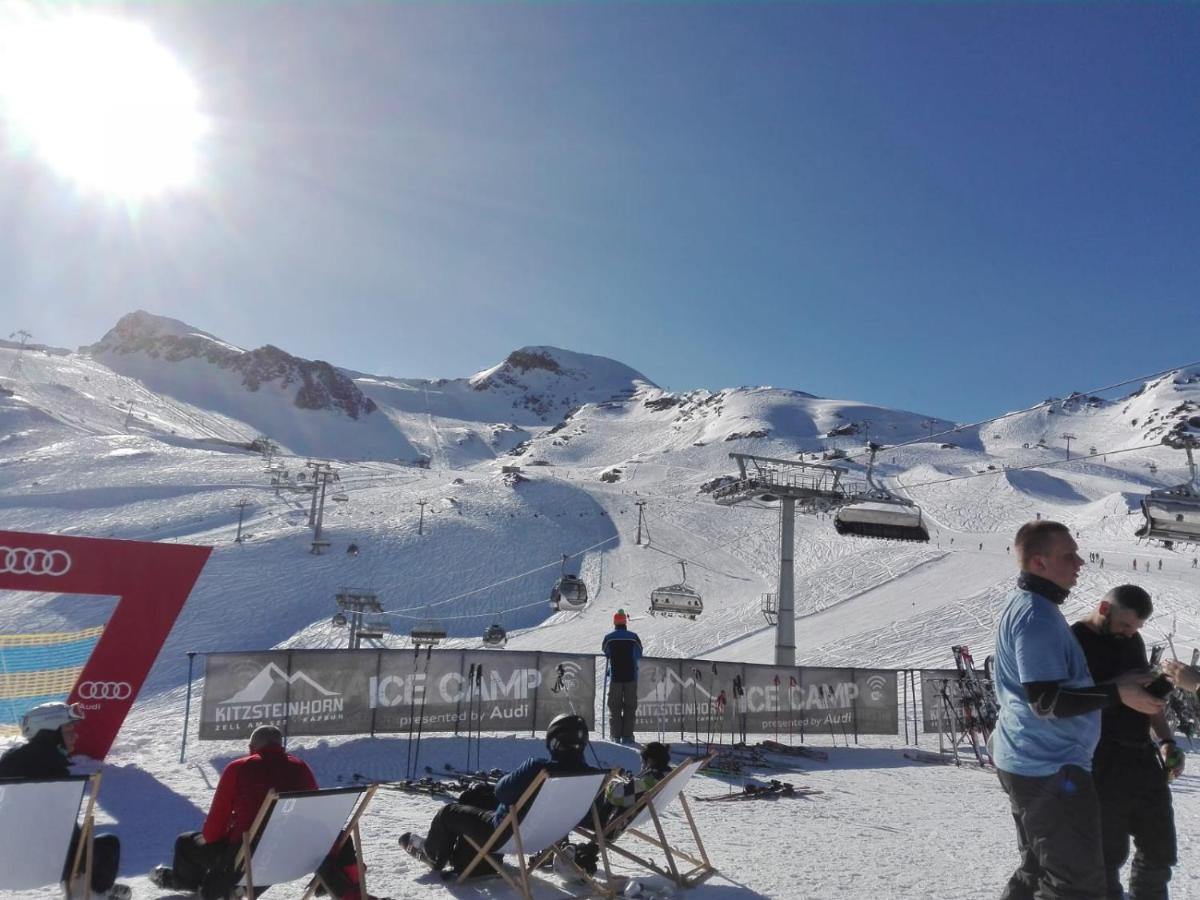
top-left (642, 665), bottom-right (714, 703)
top-left (214, 662), bottom-right (344, 727)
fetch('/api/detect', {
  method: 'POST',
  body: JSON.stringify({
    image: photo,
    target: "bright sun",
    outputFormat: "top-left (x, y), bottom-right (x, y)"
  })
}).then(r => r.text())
top-left (0, 11), bottom-right (207, 198)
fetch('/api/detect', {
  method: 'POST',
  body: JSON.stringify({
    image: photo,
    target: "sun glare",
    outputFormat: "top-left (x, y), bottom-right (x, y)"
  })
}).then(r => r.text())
top-left (0, 11), bottom-right (207, 198)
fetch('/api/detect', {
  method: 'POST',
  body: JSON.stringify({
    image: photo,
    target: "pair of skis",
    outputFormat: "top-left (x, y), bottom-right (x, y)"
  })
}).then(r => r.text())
top-left (694, 779), bottom-right (822, 802)
top-left (951, 645), bottom-right (997, 768)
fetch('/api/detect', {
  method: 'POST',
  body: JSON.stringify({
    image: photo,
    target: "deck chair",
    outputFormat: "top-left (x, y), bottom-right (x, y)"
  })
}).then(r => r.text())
top-left (576, 754), bottom-right (717, 889)
top-left (456, 769), bottom-right (612, 900)
top-left (0, 773), bottom-right (100, 898)
top-left (231, 784), bottom-right (376, 900)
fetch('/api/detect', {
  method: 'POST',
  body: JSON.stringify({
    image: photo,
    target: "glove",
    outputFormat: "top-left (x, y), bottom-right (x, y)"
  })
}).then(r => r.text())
top-left (1161, 740), bottom-right (1185, 781)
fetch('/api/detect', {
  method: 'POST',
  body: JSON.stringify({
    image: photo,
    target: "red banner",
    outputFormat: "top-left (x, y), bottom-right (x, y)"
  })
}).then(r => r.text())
top-left (0, 530), bottom-right (211, 759)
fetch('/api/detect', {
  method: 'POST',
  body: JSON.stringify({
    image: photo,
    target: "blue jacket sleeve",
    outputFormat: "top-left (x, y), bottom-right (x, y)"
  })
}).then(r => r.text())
top-left (494, 758), bottom-right (546, 805)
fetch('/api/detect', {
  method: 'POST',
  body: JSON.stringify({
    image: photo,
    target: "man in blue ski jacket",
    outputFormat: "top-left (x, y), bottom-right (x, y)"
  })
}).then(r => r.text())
top-left (992, 520), bottom-right (1163, 900)
top-left (602, 609), bottom-right (643, 744)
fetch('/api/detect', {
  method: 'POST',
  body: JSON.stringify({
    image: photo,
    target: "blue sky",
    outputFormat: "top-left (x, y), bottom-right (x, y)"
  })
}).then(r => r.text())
top-left (2, 2), bottom-right (1197, 422)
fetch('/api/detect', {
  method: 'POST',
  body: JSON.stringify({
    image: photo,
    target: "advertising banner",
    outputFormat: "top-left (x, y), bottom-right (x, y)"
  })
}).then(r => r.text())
top-left (634, 657), bottom-right (898, 738)
top-left (200, 648), bottom-right (596, 740)
top-left (0, 530), bottom-right (211, 759)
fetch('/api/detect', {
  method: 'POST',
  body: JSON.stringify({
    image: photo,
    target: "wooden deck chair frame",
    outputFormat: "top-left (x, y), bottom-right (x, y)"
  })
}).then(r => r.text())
top-left (230, 784), bottom-right (377, 900)
top-left (24, 772), bottom-right (101, 900)
top-left (576, 753), bottom-right (717, 889)
top-left (456, 768), bottom-right (616, 900)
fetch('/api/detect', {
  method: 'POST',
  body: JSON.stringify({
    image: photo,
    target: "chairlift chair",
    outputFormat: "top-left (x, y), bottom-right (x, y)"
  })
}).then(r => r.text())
top-left (483, 623), bottom-right (508, 646)
top-left (411, 618), bottom-right (447, 646)
top-left (549, 554), bottom-right (589, 611)
top-left (358, 614), bottom-right (392, 640)
top-left (833, 444), bottom-right (930, 542)
top-left (1136, 436), bottom-right (1200, 547)
top-left (648, 561), bottom-right (704, 620)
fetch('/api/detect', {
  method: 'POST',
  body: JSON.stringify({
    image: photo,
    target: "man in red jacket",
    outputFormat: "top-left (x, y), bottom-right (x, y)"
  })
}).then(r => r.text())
top-left (151, 725), bottom-right (364, 899)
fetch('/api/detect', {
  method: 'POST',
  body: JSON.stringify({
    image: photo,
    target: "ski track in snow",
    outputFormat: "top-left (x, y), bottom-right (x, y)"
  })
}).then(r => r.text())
top-left (2, 344), bottom-right (1200, 898)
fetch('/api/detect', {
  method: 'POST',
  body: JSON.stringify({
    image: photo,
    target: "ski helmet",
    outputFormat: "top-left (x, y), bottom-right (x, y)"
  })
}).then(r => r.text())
top-left (20, 701), bottom-right (84, 739)
top-left (545, 713), bottom-right (589, 757)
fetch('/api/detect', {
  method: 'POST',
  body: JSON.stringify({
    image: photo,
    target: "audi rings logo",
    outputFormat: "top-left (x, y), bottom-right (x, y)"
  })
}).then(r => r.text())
top-left (77, 681), bottom-right (133, 701)
top-left (0, 546), bottom-right (72, 576)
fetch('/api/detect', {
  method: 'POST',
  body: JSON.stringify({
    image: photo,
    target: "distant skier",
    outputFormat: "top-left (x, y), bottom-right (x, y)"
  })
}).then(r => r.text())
top-left (1157, 559), bottom-right (1162, 571)
top-left (602, 609), bottom-right (643, 744)
top-left (1193, 558), bottom-right (1197, 569)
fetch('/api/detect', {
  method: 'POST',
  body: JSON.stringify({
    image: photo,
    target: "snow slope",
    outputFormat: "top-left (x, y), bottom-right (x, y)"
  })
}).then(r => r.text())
top-left (2, 331), bottom-right (1199, 899)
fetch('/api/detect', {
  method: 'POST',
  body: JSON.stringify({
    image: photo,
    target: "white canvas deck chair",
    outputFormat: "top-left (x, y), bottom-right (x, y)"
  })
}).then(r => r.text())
top-left (0, 773), bottom-right (100, 898)
top-left (457, 768), bottom-right (613, 900)
top-left (232, 784), bottom-right (376, 900)
top-left (576, 754), bottom-right (717, 889)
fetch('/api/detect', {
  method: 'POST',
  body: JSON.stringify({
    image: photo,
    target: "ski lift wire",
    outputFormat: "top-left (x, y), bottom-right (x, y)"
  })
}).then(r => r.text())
top-left (378, 533), bottom-right (619, 616)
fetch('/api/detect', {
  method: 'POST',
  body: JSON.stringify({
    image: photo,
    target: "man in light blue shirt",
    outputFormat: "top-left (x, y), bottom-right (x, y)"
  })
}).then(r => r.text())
top-left (993, 520), bottom-right (1163, 900)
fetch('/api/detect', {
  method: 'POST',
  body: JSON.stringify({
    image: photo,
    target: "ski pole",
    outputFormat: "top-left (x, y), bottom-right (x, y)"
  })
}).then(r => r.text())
top-left (788, 675), bottom-right (798, 748)
top-left (601, 662), bottom-right (610, 742)
top-left (715, 690), bottom-right (727, 749)
top-left (705, 663), bottom-right (718, 753)
top-left (691, 667), bottom-right (703, 757)
top-left (773, 675), bottom-right (780, 745)
top-left (404, 644), bottom-right (420, 779)
top-left (473, 663), bottom-right (484, 771)
top-left (410, 644), bottom-right (433, 779)
top-left (464, 663), bottom-right (476, 773)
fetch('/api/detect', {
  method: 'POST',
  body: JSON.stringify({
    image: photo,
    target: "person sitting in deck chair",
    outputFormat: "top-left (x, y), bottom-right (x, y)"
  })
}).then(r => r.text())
top-left (0, 702), bottom-right (131, 900)
top-left (400, 713), bottom-right (601, 876)
top-left (150, 725), bottom-right (370, 900)
top-left (595, 741), bottom-right (672, 828)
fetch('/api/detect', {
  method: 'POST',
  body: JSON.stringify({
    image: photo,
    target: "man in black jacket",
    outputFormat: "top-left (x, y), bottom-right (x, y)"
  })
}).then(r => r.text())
top-left (399, 714), bottom-right (600, 876)
top-left (0, 702), bottom-right (129, 899)
top-left (1072, 586), bottom-right (1181, 900)
top-left (602, 610), bottom-right (643, 744)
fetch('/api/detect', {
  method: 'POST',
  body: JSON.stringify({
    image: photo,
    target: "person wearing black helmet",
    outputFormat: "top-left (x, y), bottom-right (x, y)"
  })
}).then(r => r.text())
top-left (400, 713), bottom-right (600, 876)
top-left (0, 702), bottom-right (130, 899)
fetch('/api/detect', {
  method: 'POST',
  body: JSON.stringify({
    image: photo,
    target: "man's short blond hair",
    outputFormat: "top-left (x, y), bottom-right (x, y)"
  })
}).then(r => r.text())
top-left (1014, 520), bottom-right (1072, 568)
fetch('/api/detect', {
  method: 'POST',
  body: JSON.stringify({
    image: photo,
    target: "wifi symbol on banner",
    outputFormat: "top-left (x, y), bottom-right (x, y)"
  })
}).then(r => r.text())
top-left (866, 674), bottom-right (888, 702)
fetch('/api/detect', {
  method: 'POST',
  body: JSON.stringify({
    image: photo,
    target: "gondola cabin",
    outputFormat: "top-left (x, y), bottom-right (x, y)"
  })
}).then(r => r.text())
top-left (550, 575), bottom-right (589, 611)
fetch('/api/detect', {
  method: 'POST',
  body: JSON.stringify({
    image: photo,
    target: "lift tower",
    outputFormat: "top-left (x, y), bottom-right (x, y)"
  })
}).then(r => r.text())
top-left (713, 453), bottom-right (861, 666)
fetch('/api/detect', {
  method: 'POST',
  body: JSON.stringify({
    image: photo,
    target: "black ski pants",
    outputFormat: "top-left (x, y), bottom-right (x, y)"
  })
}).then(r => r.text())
top-left (64, 828), bottom-right (120, 893)
top-left (607, 680), bottom-right (638, 742)
top-left (1093, 741), bottom-right (1176, 900)
top-left (998, 764), bottom-right (1106, 900)
top-left (424, 802), bottom-right (507, 873)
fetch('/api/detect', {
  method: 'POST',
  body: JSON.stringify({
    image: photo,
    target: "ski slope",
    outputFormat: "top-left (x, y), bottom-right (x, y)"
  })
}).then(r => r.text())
top-left (2, 332), bottom-right (1199, 899)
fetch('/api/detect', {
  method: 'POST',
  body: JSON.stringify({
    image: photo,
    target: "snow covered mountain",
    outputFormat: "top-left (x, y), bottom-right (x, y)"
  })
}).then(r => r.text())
top-left (3, 317), bottom-right (1200, 899)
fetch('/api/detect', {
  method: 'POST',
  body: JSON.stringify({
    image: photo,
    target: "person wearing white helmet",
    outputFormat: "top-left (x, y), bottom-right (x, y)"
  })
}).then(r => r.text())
top-left (0, 701), bottom-right (130, 899)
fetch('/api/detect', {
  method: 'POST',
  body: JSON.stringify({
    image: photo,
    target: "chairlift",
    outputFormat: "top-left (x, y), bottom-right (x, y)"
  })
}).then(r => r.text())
top-left (549, 553), bottom-right (589, 611)
top-left (358, 614), bottom-right (392, 640)
top-left (648, 561), bottom-right (704, 620)
top-left (483, 623), bottom-right (508, 646)
top-left (331, 612), bottom-right (348, 628)
top-left (411, 616), bottom-right (447, 646)
top-left (1136, 436), bottom-right (1200, 547)
top-left (833, 444), bottom-right (930, 542)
